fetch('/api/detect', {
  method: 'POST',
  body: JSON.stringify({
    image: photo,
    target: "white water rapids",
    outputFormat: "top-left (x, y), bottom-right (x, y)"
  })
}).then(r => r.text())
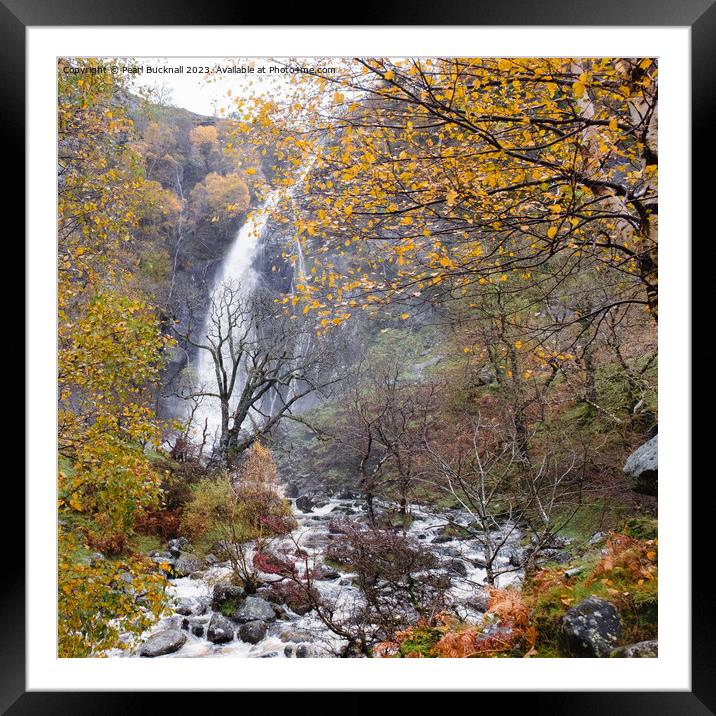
top-left (134, 497), bottom-right (523, 658)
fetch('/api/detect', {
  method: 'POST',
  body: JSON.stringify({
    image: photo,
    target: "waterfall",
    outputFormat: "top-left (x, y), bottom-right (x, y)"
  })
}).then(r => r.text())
top-left (192, 191), bottom-right (280, 446)
top-left (191, 163), bottom-right (313, 450)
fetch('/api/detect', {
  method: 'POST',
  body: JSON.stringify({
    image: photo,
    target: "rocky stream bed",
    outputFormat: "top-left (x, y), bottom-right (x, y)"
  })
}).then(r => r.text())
top-left (128, 490), bottom-right (525, 658)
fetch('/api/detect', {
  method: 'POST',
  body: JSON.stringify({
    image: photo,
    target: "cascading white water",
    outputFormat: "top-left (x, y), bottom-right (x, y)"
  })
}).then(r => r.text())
top-left (131, 495), bottom-right (523, 658)
top-left (192, 163), bottom-right (315, 449)
top-left (192, 191), bottom-right (280, 445)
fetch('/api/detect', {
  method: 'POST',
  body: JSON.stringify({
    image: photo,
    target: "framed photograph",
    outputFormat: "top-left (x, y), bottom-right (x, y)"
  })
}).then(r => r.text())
top-left (12, 0), bottom-right (704, 710)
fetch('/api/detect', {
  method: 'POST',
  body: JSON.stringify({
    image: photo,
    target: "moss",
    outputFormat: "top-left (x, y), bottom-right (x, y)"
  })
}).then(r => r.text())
top-left (218, 598), bottom-right (242, 618)
top-left (322, 556), bottom-right (344, 571)
top-left (442, 523), bottom-right (473, 539)
top-left (621, 516), bottom-right (658, 540)
top-left (376, 511), bottom-right (414, 530)
top-left (397, 625), bottom-right (441, 657)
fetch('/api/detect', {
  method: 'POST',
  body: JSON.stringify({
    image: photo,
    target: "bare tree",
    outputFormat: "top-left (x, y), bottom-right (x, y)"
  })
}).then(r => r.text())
top-left (324, 355), bottom-right (436, 524)
top-left (423, 414), bottom-right (582, 584)
top-left (172, 283), bottom-right (341, 466)
top-left (258, 524), bottom-right (449, 657)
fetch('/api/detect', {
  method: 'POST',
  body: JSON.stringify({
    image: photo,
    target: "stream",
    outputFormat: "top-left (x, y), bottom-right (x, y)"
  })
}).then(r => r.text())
top-left (132, 494), bottom-right (523, 658)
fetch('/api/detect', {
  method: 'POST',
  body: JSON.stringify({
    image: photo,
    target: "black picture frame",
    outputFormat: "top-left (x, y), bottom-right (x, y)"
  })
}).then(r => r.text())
top-left (9, 2), bottom-right (704, 712)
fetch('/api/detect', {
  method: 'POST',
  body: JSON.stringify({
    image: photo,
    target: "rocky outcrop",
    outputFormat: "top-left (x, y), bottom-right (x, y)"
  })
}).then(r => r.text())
top-left (466, 588), bottom-right (490, 613)
top-left (611, 639), bottom-right (658, 658)
top-left (173, 553), bottom-right (202, 577)
top-left (139, 629), bottom-right (187, 657)
top-left (562, 596), bottom-right (622, 657)
top-left (284, 482), bottom-right (299, 498)
top-left (623, 434), bottom-right (658, 496)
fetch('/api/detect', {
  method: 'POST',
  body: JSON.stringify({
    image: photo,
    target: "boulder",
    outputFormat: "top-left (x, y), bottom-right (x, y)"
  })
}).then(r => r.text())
top-left (167, 537), bottom-right (189, 558)
top-left (206, 613), bottom-right (235, 644)
top-left (623, 434), bottom-right (658, 496)
top-left (295, 495), bottom-right (315, 513)
top-left (151, 556), bottom-right (175, 579)
top-left (447, 559), bottom-right (468, 577)
top-left (284, 643), bottom-right (314, 658)
top-left (211, 583), bottom-right (245, 612)
top-left (466, 589), bottom-right (490, 613)
top-left (562, 596), bottom-right (622, 657)
top-left (536, 534), bottom-right (571, 549)
top-left (181, 616), bottom-right (208, 637)
top-left (611, 640), bottom-right (658, 658)
top-left (313, 565), bottom-right (341, 581)
top-left (284, 482), bottom-right (299, 498)
top-left (238, 620), bottom-right (268, 644)
top-left (196, 596), bottom-right (212, 614)
top-left (279, 629), bottom-right (314, 643)
top-left (292, 603), bottom-right (313, 616)
top-left (539, 549), bottom-right (571, 566)
top-left (232, 596), bottom-right (277, 624)
top-left (149, 550), bottom-right (172, 560)
top-left (476, 366), bottom-right (497, 386)
top-left (175, 599), bottom-right (197, 616)
top-left (173, 553), bottom-right (202, 577)
top-left (139, 629), bottom-right (186, 657)
top-left (587, 532), bottom-right (607, 546)
top-left (273, 605), bottom-right (289, 621)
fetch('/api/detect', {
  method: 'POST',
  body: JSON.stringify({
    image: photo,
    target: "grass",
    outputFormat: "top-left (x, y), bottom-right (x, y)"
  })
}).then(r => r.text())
top-left (128, 533), bottom-right (164, 555)
top-left (552, 499), bottom-right (634, 544)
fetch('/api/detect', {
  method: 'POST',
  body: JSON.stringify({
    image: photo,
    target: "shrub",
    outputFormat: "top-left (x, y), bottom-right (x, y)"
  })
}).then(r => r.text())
top-left (380, 590), bottom-right (535, 658)
top-left (525, 531), bottom-right (658, 650)
top-left (180, 443), bottom-right (295, 589)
